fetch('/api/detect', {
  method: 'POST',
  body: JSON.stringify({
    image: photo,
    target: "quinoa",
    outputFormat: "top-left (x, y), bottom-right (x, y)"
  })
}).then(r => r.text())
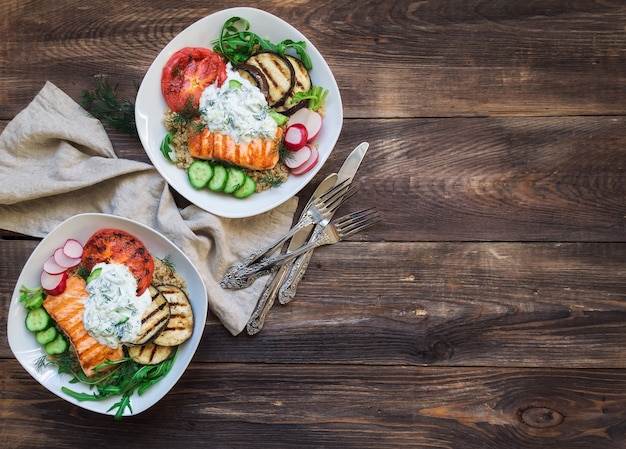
top-left (152, 256), bottom-right (188, 295)
top-left (163, 109), bottom-right (288, 193)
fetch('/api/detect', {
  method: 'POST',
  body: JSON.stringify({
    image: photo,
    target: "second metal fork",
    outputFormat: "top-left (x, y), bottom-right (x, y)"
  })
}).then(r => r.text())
top-left (221, 207), bottom-right (382, 289)
top-left (221, 180), bottom-right (356, 280)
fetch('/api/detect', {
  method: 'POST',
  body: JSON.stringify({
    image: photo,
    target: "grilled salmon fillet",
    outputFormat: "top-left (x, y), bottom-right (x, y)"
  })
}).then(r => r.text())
top-left (43, 274), bottom-right (124, 377)
top-left (188, 127), bottom-right (283, 170)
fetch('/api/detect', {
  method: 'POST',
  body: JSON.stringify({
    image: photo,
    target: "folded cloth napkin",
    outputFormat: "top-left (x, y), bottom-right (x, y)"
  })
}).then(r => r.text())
top-left (0, 81), bottom-right (298, 335)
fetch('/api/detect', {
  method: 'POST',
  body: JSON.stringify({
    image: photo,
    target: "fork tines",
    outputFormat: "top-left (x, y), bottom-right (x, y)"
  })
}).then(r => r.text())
top-left (314, 179), bottom-right (352, 206)
top-left (333, 207), bottom-right (382, 238)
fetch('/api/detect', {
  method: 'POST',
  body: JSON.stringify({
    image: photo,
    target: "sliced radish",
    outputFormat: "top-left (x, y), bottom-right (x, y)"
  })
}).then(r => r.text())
top-left (53, 246), bottom-right (81, 268)
top-left (283, 123), bottom-right (308, 151)
top-left (62, 238), bottom-right (83, 259)
top-left (284, 144), bottom-right (312, 169)
top-left (41, 270), bottom-right (68, 296)
top-left (43, 255), bottom-right (66, 275)
top-left (287, 108), bottom-right (323, 142)
top-left (291, 145), bottom-right (319, 175)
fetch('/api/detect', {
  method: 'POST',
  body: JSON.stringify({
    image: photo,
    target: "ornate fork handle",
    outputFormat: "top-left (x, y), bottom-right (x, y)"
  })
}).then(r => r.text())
top-left (220, 231), bottom-right (334, 289)
top-left (225, 215), bottom-right (316, 277)
top-left (278, 225), bottom-right (326, 304)
top-left (277, 251), bottom-right (311, 304)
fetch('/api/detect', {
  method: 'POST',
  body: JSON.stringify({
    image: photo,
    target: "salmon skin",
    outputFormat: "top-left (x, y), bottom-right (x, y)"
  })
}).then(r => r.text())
top-left (188, 127), bottom-right (283, 170)
top-left (43, 274), bottom-right (124, 377)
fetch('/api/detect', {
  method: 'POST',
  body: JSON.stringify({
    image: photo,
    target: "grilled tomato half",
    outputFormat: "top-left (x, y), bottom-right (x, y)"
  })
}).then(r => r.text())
top-left (81, 229), bottom-right (154, 296)
top-left (161, 46), bottom-right (227, 114)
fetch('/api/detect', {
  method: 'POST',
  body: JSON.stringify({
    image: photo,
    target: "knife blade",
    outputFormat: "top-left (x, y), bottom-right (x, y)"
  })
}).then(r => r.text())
top-left (246, 172), bottom-right (338, 334)
top-left (277, 141), bottom-right (369, 304)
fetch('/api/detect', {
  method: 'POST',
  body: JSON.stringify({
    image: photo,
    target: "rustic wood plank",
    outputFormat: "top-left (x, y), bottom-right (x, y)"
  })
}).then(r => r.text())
top-left (2, 0), bottom-right (626, 119)
top-left (1, 361), bottom-right (625, 448)
top-left (2, 240), bottom-right (625, 368)
top-left (2, 115), bottom-right (626, 242)
top-left (195, 241), bottom-right (626, 369)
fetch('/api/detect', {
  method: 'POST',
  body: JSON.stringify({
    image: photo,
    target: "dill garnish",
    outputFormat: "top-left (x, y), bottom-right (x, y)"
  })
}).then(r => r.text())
top-left (258, 173), bottom-right (286, 189)
top-left (159, 255), bottom-right (176, 273)
top-left (81, 77), bottom-right (138, 135)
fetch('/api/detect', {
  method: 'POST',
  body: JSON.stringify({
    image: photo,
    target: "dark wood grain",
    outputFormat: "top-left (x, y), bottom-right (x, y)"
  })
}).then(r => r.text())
top-left (3, 115), bottom-right (625, 241)
top-left (2, 361), bottom-right (626, 449)
top-left (2, 0), bottom-right (626, 448)
top-left (2, 240), bottom-right (625, 367)
top-left (2, 0), bottom-right (626, 119)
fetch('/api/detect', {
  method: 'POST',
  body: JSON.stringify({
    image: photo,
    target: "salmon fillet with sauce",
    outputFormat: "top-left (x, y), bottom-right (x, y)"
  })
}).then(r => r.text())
top-left (188, 127), bottom-right (283, 170)
top-left (43, 274), bottom-right (124, 377)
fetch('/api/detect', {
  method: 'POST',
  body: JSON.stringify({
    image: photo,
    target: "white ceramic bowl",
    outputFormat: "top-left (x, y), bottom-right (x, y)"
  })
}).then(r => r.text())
top-left (135, 7), bottom-right (343, 218)
top-left (7, 213), bottom-right (208, 418)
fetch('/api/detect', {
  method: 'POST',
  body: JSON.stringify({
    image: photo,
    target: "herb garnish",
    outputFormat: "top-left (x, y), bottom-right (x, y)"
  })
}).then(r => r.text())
top-left (81, 77), bottom-right (138, 135)
top-left (159, 255), bottom-right (176, 272)
top-left (38, 349), bottom-right (177, 420)
top-left (213, 16), bottom-right (312, 70)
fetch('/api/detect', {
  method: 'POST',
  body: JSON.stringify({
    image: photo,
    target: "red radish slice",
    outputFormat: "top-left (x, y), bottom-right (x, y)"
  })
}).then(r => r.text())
top-left (283, 123), bottom-right (308, 151)
top-left (43, 255), bottom-right (66, 275)
top-left (291, 145), bottom-right (319, 175)
top-left (284, 144), bottom-right (312, 169)
top-left (287, 108), bottom-right (323, 141)
top-left (53, 246), bottom-right (81, 268)
top-left (41, 270), bottom-right (68, 296)
top-left (62, 238), bottom-right (83, 259)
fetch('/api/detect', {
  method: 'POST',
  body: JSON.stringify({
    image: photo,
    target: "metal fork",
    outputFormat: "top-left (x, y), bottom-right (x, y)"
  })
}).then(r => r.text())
top-left (221, 207), bottom-right (382, 289)
top-left (221, 179), bottom-right (357, 280)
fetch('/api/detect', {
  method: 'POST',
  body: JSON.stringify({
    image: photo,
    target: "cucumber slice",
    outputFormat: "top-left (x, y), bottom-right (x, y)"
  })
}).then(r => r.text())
top-left (45, 333), bottom-right (69, 355)
top-left (25, 307), bottom-right (52, 333)
top-left (35, 326), bottom-right (57, 345)
top-left (187, 160), bottom-right (214, 189)
top-left (233, 175), bottom-right (257, 199)
top-left (223, 167), bottom-right (246, 194)
top-left (208, 165), bottom-right (228, 191)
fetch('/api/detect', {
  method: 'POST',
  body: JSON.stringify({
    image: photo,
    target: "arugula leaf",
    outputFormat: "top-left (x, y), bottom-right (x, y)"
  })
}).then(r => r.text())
top-left (292, 86), bottom-right (329, 111)
top-left (19, 285), bottom-right (45, 310)
top-left (53, 351), bottom-right (177, 420)
top-left (213, 16), bottom-right (313, 70)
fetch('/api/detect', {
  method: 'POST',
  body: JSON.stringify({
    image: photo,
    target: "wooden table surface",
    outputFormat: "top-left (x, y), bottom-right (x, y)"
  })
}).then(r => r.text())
top-left (2, 1), bottom-right (626, 448)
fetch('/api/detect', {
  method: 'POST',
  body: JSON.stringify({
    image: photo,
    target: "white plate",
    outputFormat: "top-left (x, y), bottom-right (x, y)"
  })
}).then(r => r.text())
top-left (7, 213), bottom-right (208, 418)
top-left (135, 7), bottom-right (343, 218)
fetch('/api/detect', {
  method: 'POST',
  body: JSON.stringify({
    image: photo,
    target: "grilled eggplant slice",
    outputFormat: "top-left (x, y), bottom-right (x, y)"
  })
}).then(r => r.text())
top-left (235, 63), bottom-right (269, 98)
top-left (276, 55), bottom-right (312, 115)
top-left (153, 284), bottom-right (194, 347)
top-left (128, 342), bottom-right (175, 365)
top-left (133, 285), bottom-right (171, 345)
top-left (246, 51), bottom-right (295, 108)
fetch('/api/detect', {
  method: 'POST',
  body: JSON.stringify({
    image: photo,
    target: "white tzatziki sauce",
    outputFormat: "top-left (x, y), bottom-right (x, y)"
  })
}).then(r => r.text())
top-left (199, 64), bottom-right (277, 144)
top-left (83, 262), bottom-right (152, 349)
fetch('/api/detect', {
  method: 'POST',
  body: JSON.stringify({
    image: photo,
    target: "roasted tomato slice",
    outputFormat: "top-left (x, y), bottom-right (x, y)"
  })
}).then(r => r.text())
top-left (81, 229), bottom-right (154, 296)
top-left (161, 47), bottom-right (227, 113)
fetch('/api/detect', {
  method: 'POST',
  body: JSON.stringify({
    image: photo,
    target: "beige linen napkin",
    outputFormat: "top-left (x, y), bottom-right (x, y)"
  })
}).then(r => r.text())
top-left (0, 81), bottom-right (298, 336)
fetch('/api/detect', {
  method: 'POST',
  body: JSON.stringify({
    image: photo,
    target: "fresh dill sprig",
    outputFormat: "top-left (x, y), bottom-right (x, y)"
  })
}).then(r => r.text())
top-left (81, 77), bottom-right (138, 135)
top-left (258, 172), bottom-right (286, 188)
top-left (159, 255), bottom-right (176, 273)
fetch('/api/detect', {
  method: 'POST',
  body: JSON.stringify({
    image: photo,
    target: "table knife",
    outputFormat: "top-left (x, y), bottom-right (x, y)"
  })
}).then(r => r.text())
top-left (277, 141), bottom-right (369, 304)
